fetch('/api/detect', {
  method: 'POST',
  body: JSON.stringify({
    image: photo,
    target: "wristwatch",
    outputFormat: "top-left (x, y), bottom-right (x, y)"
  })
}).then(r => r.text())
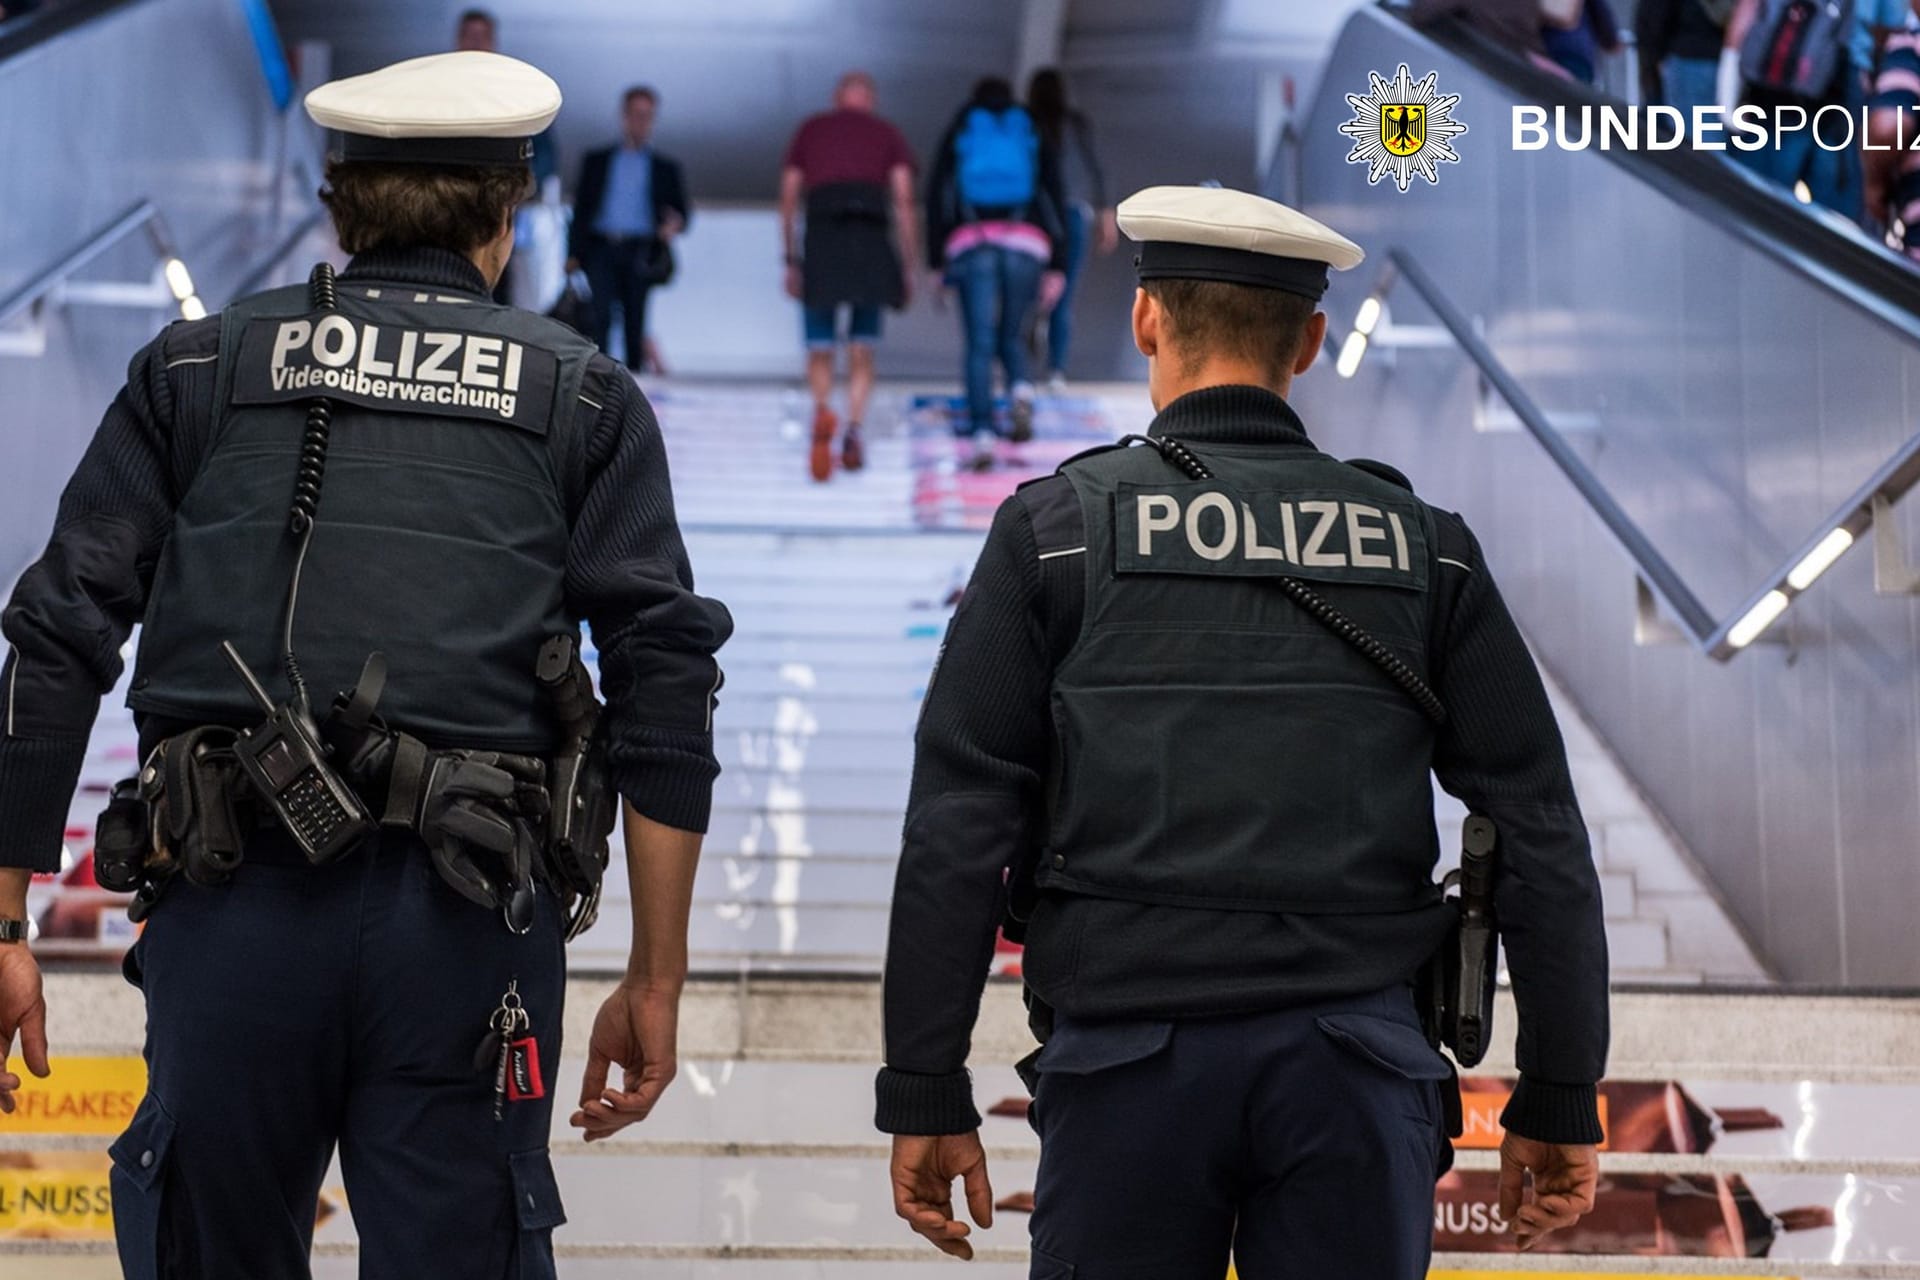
top-left (0, 918), bottom-right (27, 944)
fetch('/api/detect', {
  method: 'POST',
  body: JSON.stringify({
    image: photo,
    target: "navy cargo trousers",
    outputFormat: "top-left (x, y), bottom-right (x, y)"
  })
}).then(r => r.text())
top-left (1027, 986), bottom-right (1452, 1280)
top-left (109, 829), bottom-right (568, 1279)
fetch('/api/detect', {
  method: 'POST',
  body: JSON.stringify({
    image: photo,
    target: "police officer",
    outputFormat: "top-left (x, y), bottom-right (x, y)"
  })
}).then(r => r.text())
top-left (878, 186), bottom-right (1608, 1277)
top-left (0, 52), bottom-right (731, 1277)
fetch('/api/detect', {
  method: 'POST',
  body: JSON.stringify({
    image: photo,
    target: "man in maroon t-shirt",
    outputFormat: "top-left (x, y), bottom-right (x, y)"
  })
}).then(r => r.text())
top-left (779, 71), bottom-right (919, 482)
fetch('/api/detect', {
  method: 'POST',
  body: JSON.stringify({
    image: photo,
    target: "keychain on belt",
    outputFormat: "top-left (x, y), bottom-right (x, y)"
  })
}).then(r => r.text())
top-left (474, 978), bottom-right (545, 1121)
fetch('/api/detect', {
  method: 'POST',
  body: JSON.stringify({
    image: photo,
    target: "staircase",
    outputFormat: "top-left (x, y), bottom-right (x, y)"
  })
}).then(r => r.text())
top-left (14, 383), bottom-right (1849, 1279)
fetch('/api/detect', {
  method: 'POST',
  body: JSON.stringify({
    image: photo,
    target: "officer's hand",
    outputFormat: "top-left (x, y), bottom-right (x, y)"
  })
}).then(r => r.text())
top-left (569, 979), bottom-right (678, 1142)
top-left (0, 945), bottom-right (51, 1115)
top-left (784, 264), bottom-right (803, 301)
top-left (890, 1132), bottom-right (993, 1260)
top-left (1498, 1133), bottom-right (1599, 1250)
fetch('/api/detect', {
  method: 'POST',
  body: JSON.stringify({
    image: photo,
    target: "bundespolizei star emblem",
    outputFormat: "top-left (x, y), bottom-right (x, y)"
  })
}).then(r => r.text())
top-left (1340, 63), bottom-right (1467, 192)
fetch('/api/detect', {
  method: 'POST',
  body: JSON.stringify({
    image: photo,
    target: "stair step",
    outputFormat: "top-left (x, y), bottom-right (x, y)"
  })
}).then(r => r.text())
top-left (1602, 917), bottom-right (1671, 971)
top-left (1599, 870), bottom-right (1637, 919)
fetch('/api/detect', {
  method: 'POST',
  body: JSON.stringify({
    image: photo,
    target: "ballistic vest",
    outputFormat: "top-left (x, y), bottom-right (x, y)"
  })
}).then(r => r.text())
top-left (1034, 439), bottom-right (1444, 915)
top-left (129, 279), bottom-right (596, 752)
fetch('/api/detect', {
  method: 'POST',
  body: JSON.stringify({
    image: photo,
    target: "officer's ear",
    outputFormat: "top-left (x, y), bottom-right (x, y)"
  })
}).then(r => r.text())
top-left (1293, 311), bottom-right (1329, 377)
top-left (1132, 287), bottom-right (1160, 359)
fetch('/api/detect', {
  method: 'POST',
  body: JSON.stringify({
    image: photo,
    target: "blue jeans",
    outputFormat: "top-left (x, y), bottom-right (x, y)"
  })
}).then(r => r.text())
top-left (1046, 203), bottom-right (1092, 376)
top-left (952, 244), bottom-right (1042, 436)
top-left (802, 302), bottom-right (882, 349)
top-left (1659, 56), bottom-right (1717, 115)
top-left (1736, 70), bottom-right (1869, 225)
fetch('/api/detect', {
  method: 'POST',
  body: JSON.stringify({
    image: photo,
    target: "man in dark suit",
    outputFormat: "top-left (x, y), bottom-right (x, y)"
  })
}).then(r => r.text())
top-left (568, 86), bottom-right (689, 371)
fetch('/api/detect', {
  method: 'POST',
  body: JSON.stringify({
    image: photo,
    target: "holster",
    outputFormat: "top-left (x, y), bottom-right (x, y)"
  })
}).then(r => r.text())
top-left (543, 730), bottom-right (615, 941)
top-left (534, 633), bottom-right (615, 941)
top-left (153, 726), bottom-right (252, 887)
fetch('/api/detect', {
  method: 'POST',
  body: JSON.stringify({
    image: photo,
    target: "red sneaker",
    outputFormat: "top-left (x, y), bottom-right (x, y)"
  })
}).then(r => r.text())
top-left (841, 425), bottom-right (865, 472)
top-left (809, 406), bottom-right (837, 482)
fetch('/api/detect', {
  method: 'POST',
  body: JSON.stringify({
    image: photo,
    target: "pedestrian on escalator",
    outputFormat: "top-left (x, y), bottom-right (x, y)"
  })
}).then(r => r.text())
top-left (1722, 0), bottom-right (1909, 226)
top-left (0, 51), bottom-right (731, 1277)
top-left (1540, 0), bottom-right (1624, 84)
top-left (779, 70), bottom-right (919, 483)
top-left (1636, 0), bottom-right (1732, 112)
top-left (1865, 0), bottom-right (1920, 257)
top-left (569, 85), bottom-right (691, 374)
top-left (925, 76), bottom-right (1069, 472)
top-left (1024, 68), bottom-right (1119, 393)
top-left (877, 185), bottom-right (1608, 1278)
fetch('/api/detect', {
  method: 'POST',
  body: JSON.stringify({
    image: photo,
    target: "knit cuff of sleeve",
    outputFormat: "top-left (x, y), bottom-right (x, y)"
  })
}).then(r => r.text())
top-left (613, 755), bottom-right (721, 835)
top-left (0, 735), bottom-right (90, 872)
top-left (874, 1067), bottom-right (982, 1135)
top-left (1500, 1077), bottom-right (1605, 1145)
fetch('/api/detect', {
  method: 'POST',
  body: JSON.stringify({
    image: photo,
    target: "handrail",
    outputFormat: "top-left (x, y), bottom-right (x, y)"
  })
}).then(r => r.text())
top-left (226, 206), bottom-right (329, 302)
top-left (1389, 251), bottom-right (1720, 641)
top-left (1373, 247), bottom-right (1920, 660)
top-left (1, 197), bottom-right (326, 351)
top-left (0, 199), bottom-right (157, 331)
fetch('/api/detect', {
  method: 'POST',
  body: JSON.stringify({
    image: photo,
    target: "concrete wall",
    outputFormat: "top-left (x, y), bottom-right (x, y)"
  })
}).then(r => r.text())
top-left (1293, 8), bottom-right (1920, 987)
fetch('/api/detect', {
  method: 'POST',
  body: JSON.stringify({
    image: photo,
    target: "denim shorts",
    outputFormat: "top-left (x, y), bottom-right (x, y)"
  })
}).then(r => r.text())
top-left (803, 303), bottom-right (882, 348)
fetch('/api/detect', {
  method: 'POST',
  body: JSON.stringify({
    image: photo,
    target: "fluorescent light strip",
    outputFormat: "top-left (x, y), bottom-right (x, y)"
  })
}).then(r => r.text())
top-left (180, 296), bottom-right (207, 321)
top-left (163, 258), bottom-right (195, 301)
top-left (1786, 527), bottom-right (1854, 591)
top-left (1335, 331), bottom-right (1368, 379)
top-left (1728, 589), bottom-right (1790, 649)
top-left (1352, 295), bottom-right (1383, 337)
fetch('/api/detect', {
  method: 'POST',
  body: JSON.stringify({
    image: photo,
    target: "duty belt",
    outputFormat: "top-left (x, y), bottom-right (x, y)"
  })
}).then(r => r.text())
top-left (95, 639), bottom-right (615, 940)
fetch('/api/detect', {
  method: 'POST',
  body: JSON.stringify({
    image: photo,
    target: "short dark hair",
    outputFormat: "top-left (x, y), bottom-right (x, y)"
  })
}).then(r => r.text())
top-left (623, 85), bottom-right (658, 109)
top-left (1144, 279), bottom-right (1317, 382)
top-left (320, 159), bottom-right (530, 255)
top-left (970, 76), bottom-right (1014, 111)
top-left (458, 9), bottom-right (495, 28)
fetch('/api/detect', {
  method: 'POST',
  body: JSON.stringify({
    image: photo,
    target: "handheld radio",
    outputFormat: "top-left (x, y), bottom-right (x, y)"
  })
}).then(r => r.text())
top-left (223, 641), bottom-right (375, 864)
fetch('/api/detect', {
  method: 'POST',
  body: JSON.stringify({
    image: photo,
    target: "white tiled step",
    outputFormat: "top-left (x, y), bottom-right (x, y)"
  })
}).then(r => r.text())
top-left (705, 811), bottom-right (905, 858)
top-left (1600, 917), bottom-right (1671, 974)
top-left (692, 856), bottom-right (902, 905)
top-left (717, 668), bottom-right (935, 700)
top-left (717, 734), bottom-right (924, 775)
top-left (713, 771), bottom-right (910, 815)
top-left (713, 640), bottom-right (940, 670)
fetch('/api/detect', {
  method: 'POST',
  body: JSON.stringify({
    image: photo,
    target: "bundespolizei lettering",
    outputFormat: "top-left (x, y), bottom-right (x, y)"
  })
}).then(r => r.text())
top-left (1114, 480), bottom-right (1428, 589)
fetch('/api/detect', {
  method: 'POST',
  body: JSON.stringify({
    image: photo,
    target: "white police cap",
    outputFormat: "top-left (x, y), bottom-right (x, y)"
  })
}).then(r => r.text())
top-left (1117, 185), bottom-right (1364, 301)
top-left (305, 51), bottom-right (562, 167)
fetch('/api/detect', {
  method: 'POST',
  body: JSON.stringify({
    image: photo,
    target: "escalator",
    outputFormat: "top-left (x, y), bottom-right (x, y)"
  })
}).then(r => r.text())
top-left (1292, 3), bottom-right (1920, 989)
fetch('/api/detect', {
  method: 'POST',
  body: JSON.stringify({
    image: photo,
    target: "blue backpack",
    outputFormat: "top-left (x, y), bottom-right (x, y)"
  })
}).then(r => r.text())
top-left (954, 105), bottom-right (1038, 211)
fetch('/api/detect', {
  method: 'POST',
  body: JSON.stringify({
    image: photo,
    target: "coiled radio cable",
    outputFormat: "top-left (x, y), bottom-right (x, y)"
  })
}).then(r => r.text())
top-left (279, 262), bottom-right (340, 710)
